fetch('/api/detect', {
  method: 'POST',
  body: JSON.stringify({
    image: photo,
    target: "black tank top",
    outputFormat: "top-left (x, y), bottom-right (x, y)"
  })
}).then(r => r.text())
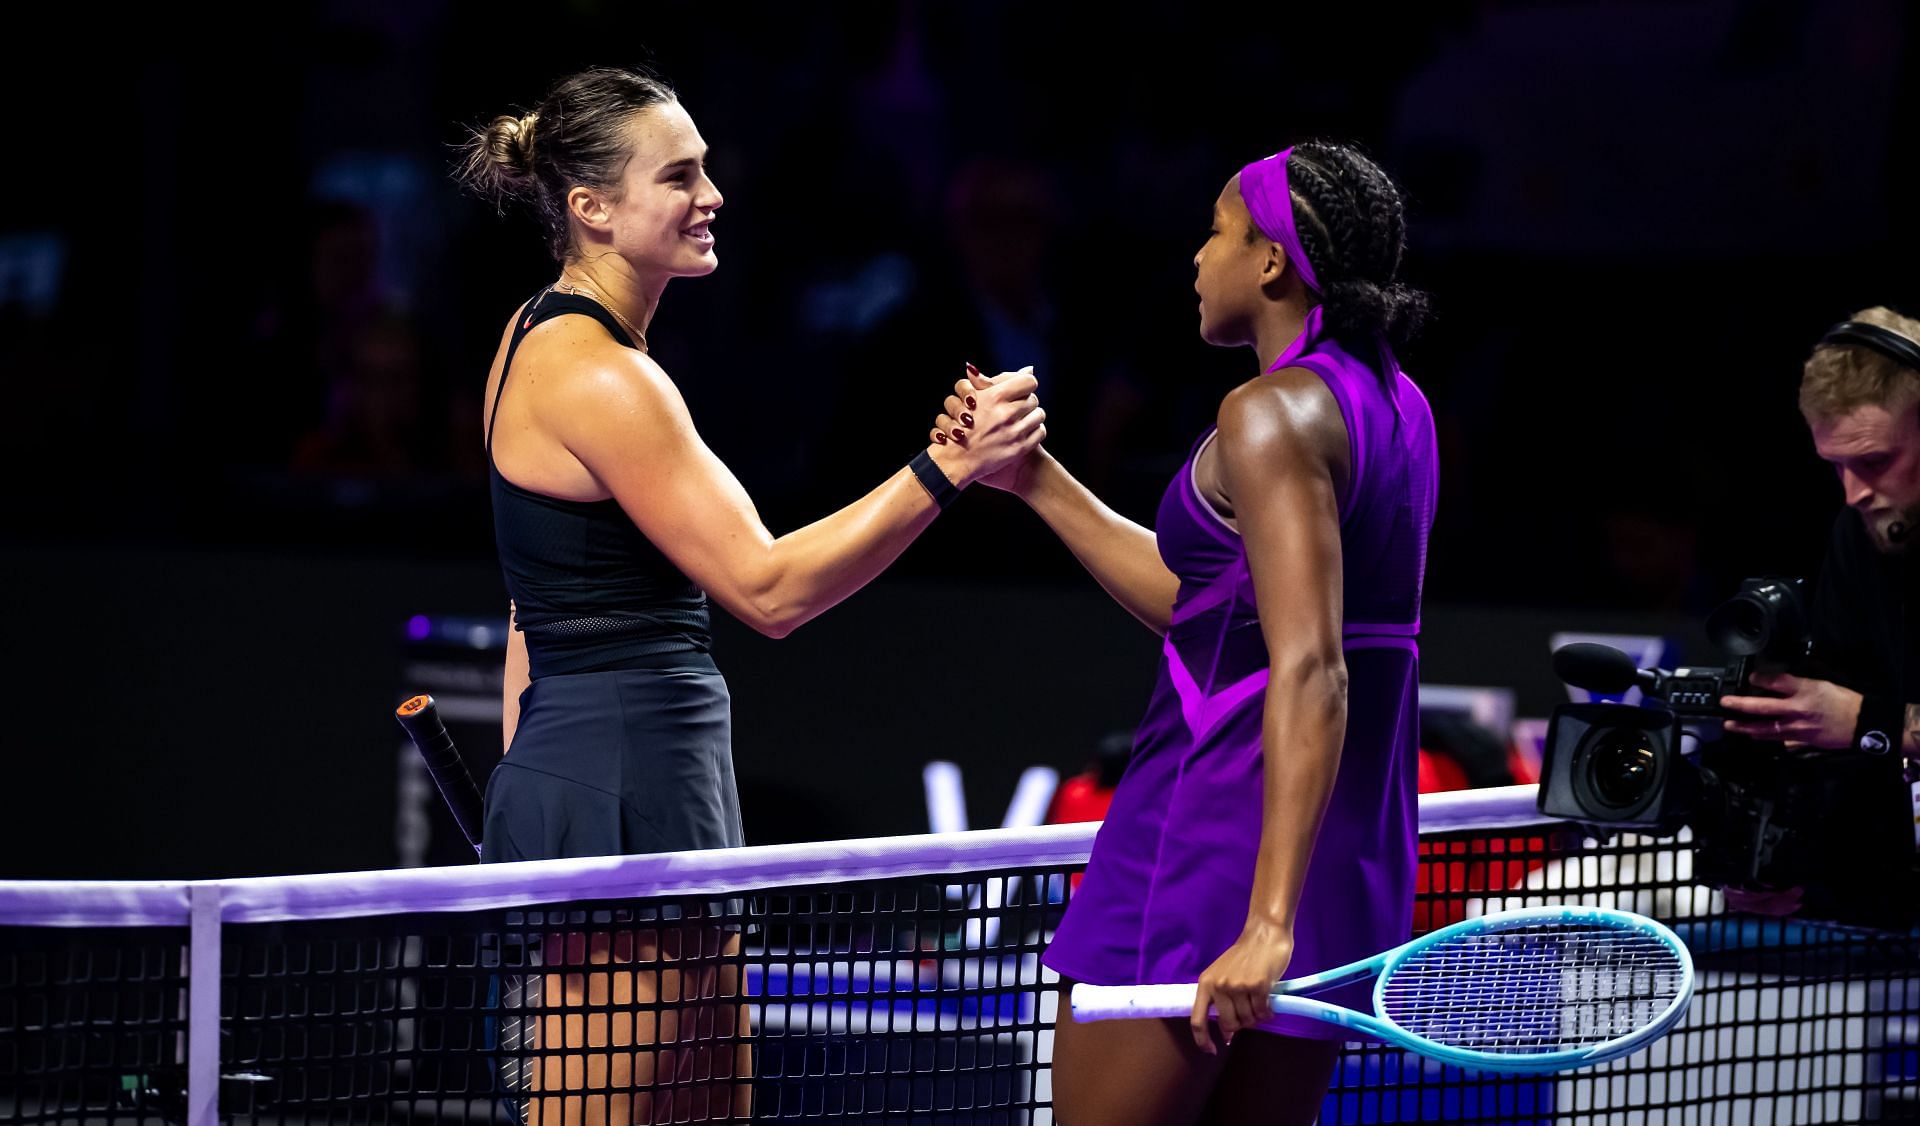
top-left (488, 287), bottom-right (711, 677)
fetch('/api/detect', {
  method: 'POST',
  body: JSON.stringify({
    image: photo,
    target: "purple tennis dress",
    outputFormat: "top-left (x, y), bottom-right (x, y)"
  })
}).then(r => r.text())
top-left (1043, 331), bottom-right (1437, 1038)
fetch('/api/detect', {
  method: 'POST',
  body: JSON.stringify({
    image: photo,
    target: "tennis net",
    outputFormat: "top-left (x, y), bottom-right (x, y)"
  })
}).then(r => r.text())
top-left (2, 785), bottom-right (1914, 1124)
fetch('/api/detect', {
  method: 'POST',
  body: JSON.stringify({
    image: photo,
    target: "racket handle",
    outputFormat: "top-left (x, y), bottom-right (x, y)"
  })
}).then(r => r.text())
top-left (396, 694), bottom-right (485, 858)
top-left (1070, 983), bottom-right (1201, 1021)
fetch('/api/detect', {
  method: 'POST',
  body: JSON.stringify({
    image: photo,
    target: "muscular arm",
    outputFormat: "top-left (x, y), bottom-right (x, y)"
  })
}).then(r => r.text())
top-left (555, 352), bottom-right (1041, 638)
top-left (1216, 372), bottom-right (1351, 932)
top-left (1013, 450), bottom-right (1180, 634)
top-left (1184, 370), bottom-right (1353, 1049)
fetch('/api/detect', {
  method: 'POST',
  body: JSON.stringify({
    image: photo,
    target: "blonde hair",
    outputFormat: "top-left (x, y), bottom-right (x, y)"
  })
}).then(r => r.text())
top-left (1800, 306), bottom-right (1920, 421)
top-left (456, 111), bottom-right (538, 205)
top-left (452, 66), bottom-right (676, 262)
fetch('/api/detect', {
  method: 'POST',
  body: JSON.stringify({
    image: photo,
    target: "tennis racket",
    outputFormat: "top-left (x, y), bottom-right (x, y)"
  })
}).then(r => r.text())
top-left (395, 694), bottom-right (485, 858)
top-left (1070, 906), bottom-right (1693, 1073)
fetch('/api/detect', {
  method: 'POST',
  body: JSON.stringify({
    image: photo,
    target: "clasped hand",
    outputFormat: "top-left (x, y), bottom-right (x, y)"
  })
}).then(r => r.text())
top-left (927, 364), bottom-right (1046, 489)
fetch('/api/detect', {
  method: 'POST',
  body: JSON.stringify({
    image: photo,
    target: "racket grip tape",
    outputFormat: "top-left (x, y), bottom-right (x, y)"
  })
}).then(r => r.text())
top-left (395, 694), bottom-right (486, 857)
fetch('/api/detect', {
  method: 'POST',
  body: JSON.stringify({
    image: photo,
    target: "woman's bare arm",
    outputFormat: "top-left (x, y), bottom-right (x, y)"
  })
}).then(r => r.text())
top-left (1187, 370), bottom-right (1352, 1049)
top-left (1220, 373), bottom-right (1350, 934)
top-left (552, 350), bottom-right (1043, 638)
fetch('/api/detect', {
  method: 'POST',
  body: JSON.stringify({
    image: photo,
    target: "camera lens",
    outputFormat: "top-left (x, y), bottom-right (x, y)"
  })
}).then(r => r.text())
top-left (1585, 729), bottom-right (1658, 810)
top-left (1706, 578), bottom-right (1810, 661)
top-left (1707, 597), bottom-right (1768, 656)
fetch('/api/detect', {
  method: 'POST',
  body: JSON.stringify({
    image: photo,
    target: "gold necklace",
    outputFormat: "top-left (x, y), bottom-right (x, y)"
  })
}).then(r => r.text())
top-left (555, 275), bottom-right (648, 349)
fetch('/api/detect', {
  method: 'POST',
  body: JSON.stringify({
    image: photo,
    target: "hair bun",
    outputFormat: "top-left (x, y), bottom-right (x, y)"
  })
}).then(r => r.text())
top-left (488, 112), bottom-right (537, 174)
top-left (451, 66), bottom-right (677, 261)
top-left (1322, 277), bottom-right (1431, 347)
top-left (455, 113), bottom-right (539, 213)
top-left (509, 111), bottom-right (538, 164)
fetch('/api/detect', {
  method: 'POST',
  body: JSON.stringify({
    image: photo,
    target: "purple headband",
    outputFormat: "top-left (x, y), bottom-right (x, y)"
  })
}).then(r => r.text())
top-left (1238, 147), bottom-right (1321, 296)
top-left (1239, 147), bottom-right (1327, 372)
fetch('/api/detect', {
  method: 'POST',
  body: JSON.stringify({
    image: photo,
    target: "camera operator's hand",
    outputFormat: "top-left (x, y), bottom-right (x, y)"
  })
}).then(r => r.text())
top-left (1720, 671), bottom-right (1863, 750)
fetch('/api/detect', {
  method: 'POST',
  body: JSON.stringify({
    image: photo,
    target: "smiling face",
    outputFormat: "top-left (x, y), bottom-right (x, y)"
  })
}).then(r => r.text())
top-left (572, 99), bottom-right (723, 277)
top-left (1808, 392), bottom-right (1920, 553)
top-left (1192, 174), bottom-right (1280, 348)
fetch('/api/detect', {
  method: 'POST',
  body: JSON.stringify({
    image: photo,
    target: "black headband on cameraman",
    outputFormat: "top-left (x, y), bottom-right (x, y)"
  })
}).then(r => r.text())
top-left (1819, 321), bottom-right (1920, 374)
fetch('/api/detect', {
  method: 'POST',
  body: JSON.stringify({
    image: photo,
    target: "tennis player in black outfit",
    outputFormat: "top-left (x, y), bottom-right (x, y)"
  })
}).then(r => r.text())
top-left (455, 66), bottom-right (1045, 1124)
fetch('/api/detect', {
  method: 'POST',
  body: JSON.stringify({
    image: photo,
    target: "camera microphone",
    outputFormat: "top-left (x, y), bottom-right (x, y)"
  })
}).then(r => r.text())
top-left (1552, 643), bottom-right (1656, 695)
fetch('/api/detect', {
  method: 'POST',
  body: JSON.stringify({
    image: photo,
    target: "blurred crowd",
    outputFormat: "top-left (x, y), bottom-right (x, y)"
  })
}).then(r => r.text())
top-left (4, 0), bottom-right (1914, 610)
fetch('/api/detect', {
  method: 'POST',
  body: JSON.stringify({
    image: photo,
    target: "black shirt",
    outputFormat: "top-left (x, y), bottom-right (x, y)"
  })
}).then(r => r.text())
top-left (1792, 509), bottom-right (1919, 927)
top-left (488, 289), bottom-right (712, 678)
top-left (1810, 510), bottom-right (1919, 705)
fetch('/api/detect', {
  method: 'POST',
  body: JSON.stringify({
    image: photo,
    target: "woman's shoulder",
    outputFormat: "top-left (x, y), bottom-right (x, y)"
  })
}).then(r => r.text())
top-left (1218, 368), bottom-right (1341, 444)
top-left (1205, 369), bottom-right (1351, 499)
top-left (511, 325), bottom-right (686, 451)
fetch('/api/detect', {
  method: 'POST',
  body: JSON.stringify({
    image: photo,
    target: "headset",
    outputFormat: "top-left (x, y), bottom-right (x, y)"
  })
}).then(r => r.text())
top-left (1819, 319), bottom-right (1920, 376)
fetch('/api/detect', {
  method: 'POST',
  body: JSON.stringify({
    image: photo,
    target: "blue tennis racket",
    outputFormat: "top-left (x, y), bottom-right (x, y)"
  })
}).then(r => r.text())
top-left (1069, 906), bottom-right (1694, 1073)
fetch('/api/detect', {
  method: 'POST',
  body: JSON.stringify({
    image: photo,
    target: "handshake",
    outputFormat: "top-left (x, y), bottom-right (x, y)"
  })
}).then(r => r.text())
top-left (922, 363), bottom-right (1050, 496)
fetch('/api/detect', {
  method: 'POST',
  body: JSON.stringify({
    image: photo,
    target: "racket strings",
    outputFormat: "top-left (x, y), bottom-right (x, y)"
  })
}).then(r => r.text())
top-left (1377, 925), bottom-right (1685, 1054)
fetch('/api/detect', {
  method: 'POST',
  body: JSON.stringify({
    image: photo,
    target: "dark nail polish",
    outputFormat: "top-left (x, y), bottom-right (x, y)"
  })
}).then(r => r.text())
top-left (934, 433), bottom-right (947, 444)
top-left (965, 361), bottom-right (981, 376)
top-left (965, 397), bottom-right (977, 410)
top-left (960, 412), bottom-right (974, 427)
top-left (951, 429), bottom-right (966, 441)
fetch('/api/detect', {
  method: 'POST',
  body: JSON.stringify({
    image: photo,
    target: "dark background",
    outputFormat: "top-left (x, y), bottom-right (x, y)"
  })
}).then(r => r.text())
top-left (1, 0), bottom-right (1912, 878)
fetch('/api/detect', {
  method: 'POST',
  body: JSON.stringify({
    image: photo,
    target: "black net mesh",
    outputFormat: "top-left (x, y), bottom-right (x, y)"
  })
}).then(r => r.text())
top-left (219, 866), bottom-right (1073, 1124)
top-left (3, 826), bottom-right (1917, 1123)
top-left (0, 926), bottom-right (190, 1125)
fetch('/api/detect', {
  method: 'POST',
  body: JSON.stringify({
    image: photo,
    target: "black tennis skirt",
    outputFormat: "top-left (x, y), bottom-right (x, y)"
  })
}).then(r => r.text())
top-left (481, 653), bottom-right (745, 864)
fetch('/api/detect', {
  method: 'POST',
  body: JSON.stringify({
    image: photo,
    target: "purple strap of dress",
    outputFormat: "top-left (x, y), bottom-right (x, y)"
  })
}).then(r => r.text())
top-left (1240, 147), bottom-right (1324, 373)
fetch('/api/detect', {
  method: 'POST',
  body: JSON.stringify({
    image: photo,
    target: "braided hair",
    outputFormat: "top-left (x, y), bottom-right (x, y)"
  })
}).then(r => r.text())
top-left (1251, 142), bottom-right (1429, 350)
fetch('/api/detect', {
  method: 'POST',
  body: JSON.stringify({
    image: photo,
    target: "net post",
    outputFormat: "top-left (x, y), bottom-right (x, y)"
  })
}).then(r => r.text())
top-left (188, 882), bottom-right (222, 1126)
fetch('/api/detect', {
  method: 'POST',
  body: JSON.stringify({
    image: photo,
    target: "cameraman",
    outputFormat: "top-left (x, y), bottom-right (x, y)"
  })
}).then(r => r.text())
top-left (1720, 307), bottom-right (1919, 762)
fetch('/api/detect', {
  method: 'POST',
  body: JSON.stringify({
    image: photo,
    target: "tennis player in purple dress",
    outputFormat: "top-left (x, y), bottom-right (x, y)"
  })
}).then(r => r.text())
top-left (938, 143), bottom-right (1436, 1124)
